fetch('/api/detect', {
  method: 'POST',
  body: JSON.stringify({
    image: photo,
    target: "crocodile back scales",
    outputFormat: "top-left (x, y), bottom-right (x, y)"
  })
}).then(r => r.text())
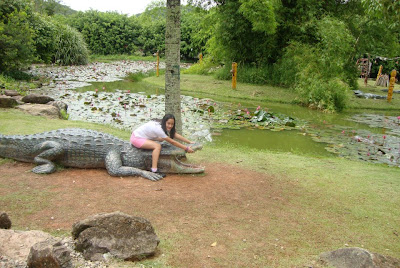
top-left (0, 128), bottom-right (126, 168)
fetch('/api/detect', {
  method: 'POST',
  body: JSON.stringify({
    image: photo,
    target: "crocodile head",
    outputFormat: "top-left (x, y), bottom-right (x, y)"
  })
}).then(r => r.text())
top-left (157, 142), bottom-right (204, 174)
top-left (122, 142), bottom-right (205, 174)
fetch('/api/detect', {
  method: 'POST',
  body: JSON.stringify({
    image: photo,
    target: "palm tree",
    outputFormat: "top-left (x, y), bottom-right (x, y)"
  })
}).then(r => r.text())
top-left (165, 0), bottom-right (182, 133)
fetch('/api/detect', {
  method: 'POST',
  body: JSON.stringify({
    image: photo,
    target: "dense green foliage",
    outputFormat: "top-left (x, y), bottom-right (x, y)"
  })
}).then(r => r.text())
top-left (62, 4), bottom-right (207, 59)
top-left (0, 0), bottom-right (89, 69)
top-left (1, 0), bottom-right (399, 112)
top-left (0, 0), bottom-right (35, 72)
top-left (188, 0), bottom-right (400, 111)
top-left (65, 11), bottom-right (141, 55)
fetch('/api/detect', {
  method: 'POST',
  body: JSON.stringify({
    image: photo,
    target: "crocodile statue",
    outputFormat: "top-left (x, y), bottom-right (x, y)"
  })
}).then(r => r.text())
top-left (0, 128), bottom-right (204, 181)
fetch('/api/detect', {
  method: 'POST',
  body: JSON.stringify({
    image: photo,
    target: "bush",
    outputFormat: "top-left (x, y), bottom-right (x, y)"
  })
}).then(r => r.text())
top-left (54, 23), bottom-right (89, 65)
top-left (296, 73), bottom-right (349, 112)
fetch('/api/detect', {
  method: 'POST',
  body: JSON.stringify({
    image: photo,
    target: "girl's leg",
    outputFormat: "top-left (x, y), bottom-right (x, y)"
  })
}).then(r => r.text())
top-left (140, 140), bottom-right (162, 170)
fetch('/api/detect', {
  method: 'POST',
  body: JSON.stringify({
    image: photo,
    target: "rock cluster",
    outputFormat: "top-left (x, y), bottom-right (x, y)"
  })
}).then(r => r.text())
top-left (0, 90), bottom-right (67, 119)
top-left (0, 211), bottom-right (159, 268)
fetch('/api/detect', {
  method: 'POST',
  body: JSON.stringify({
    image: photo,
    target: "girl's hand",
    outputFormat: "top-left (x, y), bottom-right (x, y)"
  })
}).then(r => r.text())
top-left (185, 146), bottom-right (194, 153)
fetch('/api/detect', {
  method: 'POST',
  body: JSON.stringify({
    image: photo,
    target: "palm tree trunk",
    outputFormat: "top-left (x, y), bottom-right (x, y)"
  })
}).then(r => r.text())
top-left (165, 0), bottom-right (182, 133)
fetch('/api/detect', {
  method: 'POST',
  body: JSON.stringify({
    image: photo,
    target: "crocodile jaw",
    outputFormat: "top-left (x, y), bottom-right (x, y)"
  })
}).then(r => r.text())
top-left (157, 155), bottom-right (205, 174)
top-left (157, 143), bottom-right (204, 174)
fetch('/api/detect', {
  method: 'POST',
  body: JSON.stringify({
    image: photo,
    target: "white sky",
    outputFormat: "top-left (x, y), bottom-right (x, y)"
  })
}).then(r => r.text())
top-left (60, 0), bottom-right (186, 16)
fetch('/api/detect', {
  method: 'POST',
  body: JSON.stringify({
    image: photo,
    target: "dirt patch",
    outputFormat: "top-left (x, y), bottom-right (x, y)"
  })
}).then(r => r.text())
top-left (0, 161), bottom-right (298, 267)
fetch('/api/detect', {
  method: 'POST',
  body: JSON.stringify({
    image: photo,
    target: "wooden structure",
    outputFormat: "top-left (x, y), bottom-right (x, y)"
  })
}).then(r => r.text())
top-left (356, 58), bottom-right (372, 85)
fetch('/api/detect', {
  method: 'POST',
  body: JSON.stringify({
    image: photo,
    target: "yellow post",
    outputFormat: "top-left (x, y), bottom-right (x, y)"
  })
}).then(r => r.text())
top-left (199, 53), bottom-right (203, 64)
top-left (231, 62), bottom-right (237, 90)
top-left (156, 51), bottom-right (160, 77)
top-left (387, 69), bottom-right (396, 103)
top-left (376, 65), bottom-right (383, 83)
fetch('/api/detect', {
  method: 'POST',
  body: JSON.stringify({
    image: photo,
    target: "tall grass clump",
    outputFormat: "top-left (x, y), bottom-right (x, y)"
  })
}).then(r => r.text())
top-left (213, 63), bottom-right (274, 85)
top-left (182, 57), bottom-right (221, 75)
top-left (54, 24), bottom-right (89, 65)
top-left (126, 70), bottom-right (165, 82)
top-left (236, 64), bottom-right (273, 85)
top-left (213, 64), bottom-right (232, 80)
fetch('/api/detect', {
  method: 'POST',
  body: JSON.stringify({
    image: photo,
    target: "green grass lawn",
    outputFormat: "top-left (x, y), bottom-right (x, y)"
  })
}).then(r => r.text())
top-left (145, 74), bottom-right (300, 104)
top-left (145, 74), bottom-right (400, 113)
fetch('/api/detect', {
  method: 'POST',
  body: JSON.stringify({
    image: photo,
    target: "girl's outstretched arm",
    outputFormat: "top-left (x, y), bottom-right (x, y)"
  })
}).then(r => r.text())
top-left (174, 133), bottom-right (194, 144)
top-left (162, 137), bottom-right (194, 153)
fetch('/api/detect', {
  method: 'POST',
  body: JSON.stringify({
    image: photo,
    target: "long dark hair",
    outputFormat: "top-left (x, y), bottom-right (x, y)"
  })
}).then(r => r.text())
top-left (161, 114), bottom-right (176, 139)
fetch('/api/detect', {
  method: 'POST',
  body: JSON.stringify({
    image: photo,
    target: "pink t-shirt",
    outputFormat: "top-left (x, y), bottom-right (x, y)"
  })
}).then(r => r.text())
top-left (133, 121), bottom-right (168, 140)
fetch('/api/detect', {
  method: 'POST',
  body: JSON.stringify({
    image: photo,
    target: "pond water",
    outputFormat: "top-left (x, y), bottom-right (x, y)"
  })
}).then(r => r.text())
top-left (30, 62), bottom-right (400, 167)
top-left (212, 128), bottom-right (333, 156)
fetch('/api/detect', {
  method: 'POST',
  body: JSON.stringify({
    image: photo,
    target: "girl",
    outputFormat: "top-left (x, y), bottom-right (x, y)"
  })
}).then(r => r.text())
top-left (130, 114), bottom-right (195, 177)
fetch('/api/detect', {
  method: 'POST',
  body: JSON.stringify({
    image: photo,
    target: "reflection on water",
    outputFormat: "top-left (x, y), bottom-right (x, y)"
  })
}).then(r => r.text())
top-left (212, 128), bottom-right (333, 156)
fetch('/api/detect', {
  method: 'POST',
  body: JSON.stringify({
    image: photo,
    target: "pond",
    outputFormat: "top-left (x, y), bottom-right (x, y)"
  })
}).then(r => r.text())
top-left (30, 62), bottom-right (400, 167)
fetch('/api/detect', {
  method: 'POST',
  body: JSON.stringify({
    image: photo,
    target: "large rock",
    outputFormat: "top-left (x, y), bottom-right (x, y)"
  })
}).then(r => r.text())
top-left (0, 212), bottom-right (11, 229)
top-left (49, 100), bottom-right (68, 113)
top-left (0, 229), bottom-right (55, 264)
top-left (3, 90), bottom-right (20, 97)
top-left (72, 211), bottom-right (160, 261)
top-left (27, 238), bottom-right (73, 268)
top-left (0, 96), bottom-right (18, 108)
top-left (22, 94), bottom-right (54, 104)
top-left (320, 247), bottom-right (400, 268)
top-left (17, 104), bottom-right (60, 119)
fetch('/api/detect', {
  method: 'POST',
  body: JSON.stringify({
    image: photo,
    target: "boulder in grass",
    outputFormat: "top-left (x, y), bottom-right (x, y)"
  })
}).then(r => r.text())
top-left (72, 211), bottom-right (160, 262)
top-left (4, 90), bottom-right (20, 97)
top-left (17, 104), bottom-right (60, 119)
top-left (0, 212), bottom-right (11, 229)
top-left (0, 96), bottom-right (18, 108)
top-left (319, 247), bottom-right (400, 268)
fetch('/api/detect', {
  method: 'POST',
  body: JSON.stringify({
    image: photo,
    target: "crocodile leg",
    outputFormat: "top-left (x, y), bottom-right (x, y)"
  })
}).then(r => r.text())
top-left (105, 150), bottom-right (163, 181)
top-left (32, 141), bottom-right (64, 174)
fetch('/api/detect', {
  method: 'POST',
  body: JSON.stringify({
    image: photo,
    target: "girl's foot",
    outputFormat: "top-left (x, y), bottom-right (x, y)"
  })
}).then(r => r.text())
top-left (151, 168), bottom-right (166, 178)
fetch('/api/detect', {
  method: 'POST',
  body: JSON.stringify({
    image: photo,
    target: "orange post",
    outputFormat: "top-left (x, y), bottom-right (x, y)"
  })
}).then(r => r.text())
top-left (231, 62), bottom-right (237, 90)
top-left (387, 69), bottom-right (396, 103)
top-left (156, 51), bottom-right (160, 77)
top-left (199, 53), bottom-right (203, 64)
top-left (376, 65), bottom-right (383, 83)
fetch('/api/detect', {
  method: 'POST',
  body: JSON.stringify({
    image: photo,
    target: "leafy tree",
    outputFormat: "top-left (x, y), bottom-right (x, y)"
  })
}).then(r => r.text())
top-left (204, 0), bottom-right (278, 64)
top-left (137, 2), bottom-right (166, 56)
top-left (281, 16), bottom-right (355, 111)
top-left (0, 0), bottom-right (36, 71)
top-left (180, 5), bottom-right (207, 60)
